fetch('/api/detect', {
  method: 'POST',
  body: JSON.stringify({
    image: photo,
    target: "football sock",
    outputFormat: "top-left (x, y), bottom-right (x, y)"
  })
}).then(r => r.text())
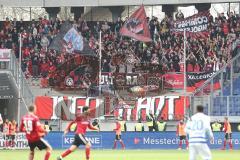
top-left (44, 151), bottom-right (51, 160)
top-left (113, 141), bottom-right (117, 149)
top-left (120, 141), bottom-right (125, 149)
top-left (86, 147), bottom-right (90, 160)
top-left (61, 149), bottom-right (72, 158)
top-left (223, 140), bottom-right (226, 148)
top-left (179, 140), bottom-right (182, 148)
top-left (229, 141), bottom-right (233, 149)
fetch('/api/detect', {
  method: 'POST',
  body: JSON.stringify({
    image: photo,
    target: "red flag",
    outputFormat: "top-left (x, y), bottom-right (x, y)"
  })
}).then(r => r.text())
top-left (120, 5), bottom-right (152, 42)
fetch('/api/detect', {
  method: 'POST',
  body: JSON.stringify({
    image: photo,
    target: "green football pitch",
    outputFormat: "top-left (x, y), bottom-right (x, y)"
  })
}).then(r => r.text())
top-left (0, 149), bottom-right (239, 160)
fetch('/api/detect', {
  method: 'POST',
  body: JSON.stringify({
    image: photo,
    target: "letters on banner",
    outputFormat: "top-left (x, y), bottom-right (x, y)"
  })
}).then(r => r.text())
top-left (35, 96), bottom-right (188, 121)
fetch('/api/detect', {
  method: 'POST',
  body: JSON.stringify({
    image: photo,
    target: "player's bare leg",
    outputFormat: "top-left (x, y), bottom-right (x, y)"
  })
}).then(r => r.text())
top-left (85, 142), bottom-right (91, 160)
top-left (44, 146), bottom-right (52, 160)
top-left (57, 145), bottom-right (78, 160)
top-left (29, 150), bottom-right (34, 160)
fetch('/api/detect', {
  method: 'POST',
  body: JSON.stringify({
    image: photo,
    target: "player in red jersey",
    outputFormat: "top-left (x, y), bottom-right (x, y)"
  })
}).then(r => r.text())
top-left (20, 105), bottom-right (52, 160)
top-left (112, 119), bottom-right (125, 149)
top-left (222, 117), bottom-right (233, 150)
top-left (57, 106), bottom-right (99, 160)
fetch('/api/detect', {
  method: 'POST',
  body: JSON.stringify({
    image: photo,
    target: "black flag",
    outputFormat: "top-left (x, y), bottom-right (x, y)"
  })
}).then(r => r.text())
top-left (49, 21), bottom-right (96, 56)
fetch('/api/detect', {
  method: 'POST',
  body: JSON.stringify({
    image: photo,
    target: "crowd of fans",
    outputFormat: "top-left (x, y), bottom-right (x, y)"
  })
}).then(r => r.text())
top-left (0, 11), bottom-right (240, 88)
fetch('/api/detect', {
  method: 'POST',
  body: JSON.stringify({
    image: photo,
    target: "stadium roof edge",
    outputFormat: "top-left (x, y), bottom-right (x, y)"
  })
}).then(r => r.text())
top-left (0, 0), bottom-right (239, 7)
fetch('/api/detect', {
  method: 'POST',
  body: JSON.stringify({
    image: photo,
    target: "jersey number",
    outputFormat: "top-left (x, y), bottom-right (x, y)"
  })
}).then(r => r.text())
top-left (192, 120), bottom-right (203, 131)
top-left (23, 120), bottom-right (33, 134)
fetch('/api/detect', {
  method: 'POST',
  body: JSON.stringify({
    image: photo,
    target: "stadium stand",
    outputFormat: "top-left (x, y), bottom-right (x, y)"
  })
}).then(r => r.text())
top-left (0, 11), bottom-right (239, 91)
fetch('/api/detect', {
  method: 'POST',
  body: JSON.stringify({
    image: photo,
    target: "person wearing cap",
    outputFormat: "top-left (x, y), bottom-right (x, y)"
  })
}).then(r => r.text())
top-left (112, 118), bottom-right (125, 149)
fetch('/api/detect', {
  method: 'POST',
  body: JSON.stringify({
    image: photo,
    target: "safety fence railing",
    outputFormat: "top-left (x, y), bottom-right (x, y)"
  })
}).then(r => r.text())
top-left (1, 49), bottom-right (34, 106)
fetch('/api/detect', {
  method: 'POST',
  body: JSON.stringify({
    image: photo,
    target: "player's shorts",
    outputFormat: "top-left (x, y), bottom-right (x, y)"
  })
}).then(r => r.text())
top-left (189, 143), bottom-right (212, 160)
top-left (72, 134), bottom-right (89, 147)
top-left (225, 133), bottom-right (232, 140)
top-left (180, 135), bottom-right (186, 140)
top-left (28, 138), bottom-right (51, 151)
top-left (115, 135), bottom-right (121, 140)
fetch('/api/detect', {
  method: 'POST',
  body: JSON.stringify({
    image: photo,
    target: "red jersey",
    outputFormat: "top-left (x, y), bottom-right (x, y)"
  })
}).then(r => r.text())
top-left (114, 122), bottom-right (121, 135)
top-left (67, 116), bottom-right (96, 134)
top-left (20, 113), bottom-right (45, 142)
top-left (223, 122), bottom-right (232, 133)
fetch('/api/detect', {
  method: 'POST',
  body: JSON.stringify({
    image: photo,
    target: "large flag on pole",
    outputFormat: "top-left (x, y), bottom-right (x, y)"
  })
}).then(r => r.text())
top-left (49, 21), bottom-right (96, 56)
top-left (120, 5), bottom-right (152, 42)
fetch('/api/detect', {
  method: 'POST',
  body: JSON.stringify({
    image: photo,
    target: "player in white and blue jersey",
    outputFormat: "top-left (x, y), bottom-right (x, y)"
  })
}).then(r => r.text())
top-left (185, 105), bottom-right (214, 160)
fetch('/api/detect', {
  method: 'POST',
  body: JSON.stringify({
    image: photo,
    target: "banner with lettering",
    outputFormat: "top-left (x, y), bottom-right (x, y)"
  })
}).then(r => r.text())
top-left (163, 72), bottom-right (220, 92)
top-left (35, 96), bottom-right (100, 120)
top-left (187, 72), bottom-right (220, 92)
top-left (163, 73), bottom-right (183, 90)
top-left (171, 11), bottom-right (210, 37)
top-left (35, 96), bottom-right (189, 121)
top-left (2, 132), bottom-right (240, 150)
top-left (100, 72), bottom-right (162, 88)
top-left (0, 49), bottom-right (11, 61)
top-left (0, 133), bottom-right (28, 149)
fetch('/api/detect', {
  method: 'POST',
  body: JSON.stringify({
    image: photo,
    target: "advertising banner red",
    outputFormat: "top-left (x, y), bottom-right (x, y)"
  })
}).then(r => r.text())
top-left (163, 72), bottom-right (220, 92)
top-left (163, 73), bottom-right (184, 90)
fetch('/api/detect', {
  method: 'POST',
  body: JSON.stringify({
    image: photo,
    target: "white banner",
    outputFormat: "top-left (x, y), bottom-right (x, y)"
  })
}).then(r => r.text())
top-left (0, 49), bottom-right (11, 62)
top-left (0, 132), bottom-right (28, 149)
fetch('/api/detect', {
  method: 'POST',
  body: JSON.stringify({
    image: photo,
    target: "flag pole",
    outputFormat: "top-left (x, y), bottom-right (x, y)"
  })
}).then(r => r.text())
top-left (17, 33), bottom-right (22, 125)
top-left (183, 29), bottom-right (187, 118)
top-left (99, 31), bottom-right (102, 96)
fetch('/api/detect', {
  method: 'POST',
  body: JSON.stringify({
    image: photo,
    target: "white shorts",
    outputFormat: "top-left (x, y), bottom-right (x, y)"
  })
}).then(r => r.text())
top-left (189, 143), bottom-right (212, 160)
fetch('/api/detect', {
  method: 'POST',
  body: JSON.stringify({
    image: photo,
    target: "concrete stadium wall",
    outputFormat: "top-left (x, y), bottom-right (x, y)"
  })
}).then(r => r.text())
top-left (0, 0), bottom-right (239, 7)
